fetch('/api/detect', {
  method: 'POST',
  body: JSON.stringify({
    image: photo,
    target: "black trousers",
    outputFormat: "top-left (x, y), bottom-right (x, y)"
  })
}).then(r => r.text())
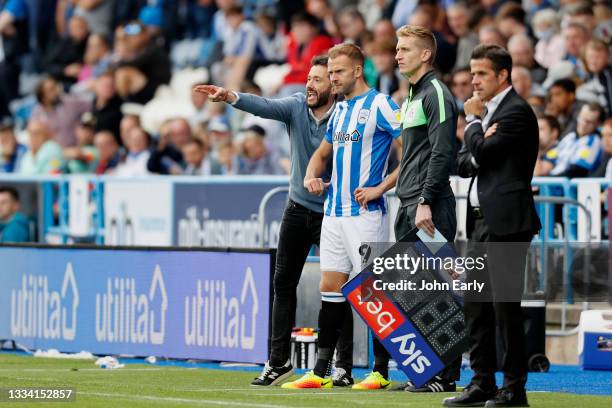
top-left (269, 199), bottom-right (353, 369)
top-left (464, 217), bottom-right (531, 391)
top-left (373, 196), bottom-right (462, 382)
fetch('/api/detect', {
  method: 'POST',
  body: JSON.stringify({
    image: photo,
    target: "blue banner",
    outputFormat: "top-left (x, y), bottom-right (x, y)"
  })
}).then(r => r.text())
top-left (174, 180), bottom-right (288, 248)
top-left (0, 246), bottom-right (273, 363)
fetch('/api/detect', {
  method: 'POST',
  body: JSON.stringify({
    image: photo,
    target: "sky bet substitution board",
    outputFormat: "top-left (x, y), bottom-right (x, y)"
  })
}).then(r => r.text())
top-left (341, 229), bottom-right (469, 387)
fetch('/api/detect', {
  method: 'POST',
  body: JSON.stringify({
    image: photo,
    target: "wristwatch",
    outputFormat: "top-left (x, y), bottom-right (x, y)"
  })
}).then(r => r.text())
top-left (418, 196), bottom-right (430, 206)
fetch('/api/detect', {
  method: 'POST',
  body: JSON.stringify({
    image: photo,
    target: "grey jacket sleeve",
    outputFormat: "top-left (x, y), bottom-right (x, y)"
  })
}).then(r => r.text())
top-left (233, 92), bottom-right (304, 125)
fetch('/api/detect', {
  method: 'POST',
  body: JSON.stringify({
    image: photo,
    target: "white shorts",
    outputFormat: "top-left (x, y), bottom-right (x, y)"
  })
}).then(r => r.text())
top-left (320, 210), bottom-right (389, 275)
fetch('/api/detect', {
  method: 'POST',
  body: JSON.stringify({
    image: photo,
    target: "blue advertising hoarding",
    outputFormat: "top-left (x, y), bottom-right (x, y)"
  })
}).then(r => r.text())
top-left (174, 179), bottom-right (288, 248)
top-left (0, 245), bottom-right (273, 363)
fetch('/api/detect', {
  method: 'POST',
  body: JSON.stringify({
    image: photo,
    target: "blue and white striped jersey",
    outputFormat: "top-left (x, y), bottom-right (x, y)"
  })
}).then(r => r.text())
top-left (548, 131), bottom-right (602, 176)
top-left (324, 88), bottom-right (401, 217)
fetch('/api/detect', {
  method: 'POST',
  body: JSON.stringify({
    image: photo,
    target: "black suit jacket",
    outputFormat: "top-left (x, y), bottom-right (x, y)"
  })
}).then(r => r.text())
top-left (457, 88), bottom-right (542, 238)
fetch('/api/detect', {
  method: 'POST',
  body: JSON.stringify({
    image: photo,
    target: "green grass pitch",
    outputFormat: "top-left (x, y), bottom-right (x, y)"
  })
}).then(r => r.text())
top-left (1, 353), bottom-right (611, 407)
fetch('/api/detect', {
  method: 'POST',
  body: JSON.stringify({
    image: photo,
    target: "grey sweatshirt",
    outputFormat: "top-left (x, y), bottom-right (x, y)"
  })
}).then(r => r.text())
top-left (233, 92), bottom-right (333, 212)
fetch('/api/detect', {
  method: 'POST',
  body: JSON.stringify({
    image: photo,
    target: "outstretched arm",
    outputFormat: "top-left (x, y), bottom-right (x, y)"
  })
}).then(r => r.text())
top-left (193, 84), bottom-right (299, 123)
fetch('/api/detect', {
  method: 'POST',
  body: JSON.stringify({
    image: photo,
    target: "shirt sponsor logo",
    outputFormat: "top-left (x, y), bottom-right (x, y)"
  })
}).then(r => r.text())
top-left (333, 130), bottom-right (362, 143)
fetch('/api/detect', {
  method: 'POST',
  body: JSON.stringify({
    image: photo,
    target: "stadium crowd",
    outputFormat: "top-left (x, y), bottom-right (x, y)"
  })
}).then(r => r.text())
top-left (0, 0), bottom-right (610, 179)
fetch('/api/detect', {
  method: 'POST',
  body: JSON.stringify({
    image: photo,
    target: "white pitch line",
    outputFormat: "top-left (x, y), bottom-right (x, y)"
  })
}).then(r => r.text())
top-left (251, 392), bottom-right (360, 396)
top-left (250, 392), bottom-right (398, 403)
top-left (71, 368), bottom-right (161, 371)
top-left (179, 388), bottom-right (261, 392)
top-left (0, 368), bottom-right (161, 372)
top-left (80, 391), bottom-right (315, 408)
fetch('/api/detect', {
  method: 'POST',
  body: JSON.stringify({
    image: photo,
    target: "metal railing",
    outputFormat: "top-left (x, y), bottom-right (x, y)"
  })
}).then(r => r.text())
top-left (529, 196), bottom-right (592, 336)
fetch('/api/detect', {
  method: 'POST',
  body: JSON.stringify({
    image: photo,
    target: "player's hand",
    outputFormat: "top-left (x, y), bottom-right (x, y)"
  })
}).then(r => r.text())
top-left (464, 96), bottom-right (486, 118)
top-left (415, 204), bottom-right (435, 237)
top-left (354, 186), bottom-right (383, 209)
top-left (484, 123), bottom-right (498, 139)
top-left (193, 84), bottom-right (234, 103)
top-left (304, 177), bottom-right (330, 196)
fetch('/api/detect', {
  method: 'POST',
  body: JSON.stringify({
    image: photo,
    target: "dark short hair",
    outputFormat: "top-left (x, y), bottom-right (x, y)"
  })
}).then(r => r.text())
top-left (468, 6), bottom-right (488, 31)
top-left (244, 124), bottom-right (266, 137)
top-left (311, 54), bottom-right (328, 67)
top-left (226, 6), bottom-right (243, 16)
top-left (584, 102), bottom-right (606, 123)
top-left (35, 76), bottom-right (58, 104)
top-left (452, 66), bottom-right (471, 77)
top-left (537, 114), bottom-right (561, 134)
top-left (186, 138), bottom-right (204, 149)
top-left (470, 44), bottom-right (513, 83)
top-left (495, 2), bottom-right (526, 24)
top-left (0, 186), bottom-right (19, 202)
top-left (550, 78), bottom-right (576, 94)
top-left (291, 11), bottom-right (319, 27)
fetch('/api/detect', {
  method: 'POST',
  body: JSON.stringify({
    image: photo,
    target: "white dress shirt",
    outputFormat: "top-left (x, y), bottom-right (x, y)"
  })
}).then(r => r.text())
top-left (466, 86), bottom-right (513, 207)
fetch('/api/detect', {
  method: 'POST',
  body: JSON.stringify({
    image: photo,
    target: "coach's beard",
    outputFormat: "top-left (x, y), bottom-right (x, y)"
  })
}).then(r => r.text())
top-left (307, 89), bottom-right (331, 109)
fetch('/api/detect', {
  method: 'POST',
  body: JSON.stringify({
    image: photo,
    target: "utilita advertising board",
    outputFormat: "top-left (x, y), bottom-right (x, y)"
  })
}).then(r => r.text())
top-left (0, 245), bottom-right (273, 363)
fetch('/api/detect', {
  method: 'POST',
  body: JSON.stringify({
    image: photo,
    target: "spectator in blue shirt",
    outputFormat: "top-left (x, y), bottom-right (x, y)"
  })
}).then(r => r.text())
top-left (545, 102), bottom-right (605, 178)
top-left (0, 186), bottom-right (31, 243)
top-left (0, 118), bottom-right (26, 173)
